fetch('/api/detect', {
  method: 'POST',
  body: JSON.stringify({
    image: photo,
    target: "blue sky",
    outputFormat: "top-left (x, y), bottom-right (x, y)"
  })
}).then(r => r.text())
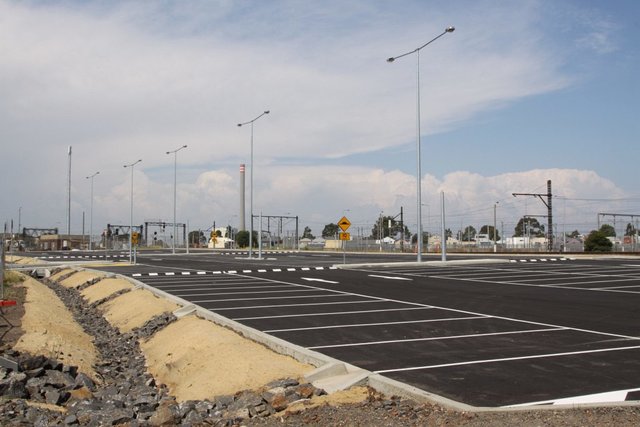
top-left (1, 0), bottom-right (639, 238)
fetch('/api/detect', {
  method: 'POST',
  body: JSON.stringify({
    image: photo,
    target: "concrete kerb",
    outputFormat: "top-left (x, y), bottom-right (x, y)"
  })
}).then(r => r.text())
top-left (368, 374), bottom-right (476, 412)
top-left (333, 258), bottom-right (512, 270)
top-left (109, 271), bottom-right (368, 385)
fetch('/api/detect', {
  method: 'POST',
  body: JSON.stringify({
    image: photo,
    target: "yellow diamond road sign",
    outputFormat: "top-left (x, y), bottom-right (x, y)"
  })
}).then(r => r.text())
top-left (338, 216), bottom-right (351, 232)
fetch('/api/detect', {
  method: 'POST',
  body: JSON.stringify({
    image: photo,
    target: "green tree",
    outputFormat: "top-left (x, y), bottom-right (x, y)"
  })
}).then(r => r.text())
top-left (599, 224), bottom-right (616, 237)
top-left (479, 225), bottom-right (500, 241)
top-left (411, 232), bottom-right (430, 245)
top-left (514, 217), bottom-right (544, 237)
top-left (301, 226), bottom-right (315, 239)
top-left (188, 230), bottom-right (204, 246)
top-left (566, 230), bottom-right (580, 239)
top-left (624, 223), bottom-right (637, 236)
top-left (322, 223), bottom-right (340, 238)
top-left (371, 216), bottom-right (409, 240)
top-left (236, 230), bottom-right (258, 248)
top-left (584, 230), bottom-right (613, 252)
top-left (445, 228), bottom-right (453, 239)
top-left (460, 225), bottom-right (476, 241)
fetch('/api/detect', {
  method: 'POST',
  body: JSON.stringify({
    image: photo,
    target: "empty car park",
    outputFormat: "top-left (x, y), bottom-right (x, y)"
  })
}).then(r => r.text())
top-left (88, 253), bottom-right (640, 407)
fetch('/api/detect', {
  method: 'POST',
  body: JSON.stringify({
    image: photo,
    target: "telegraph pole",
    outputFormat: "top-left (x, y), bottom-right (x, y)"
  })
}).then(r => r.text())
top-left (513, 180), bottom-right (553, 251)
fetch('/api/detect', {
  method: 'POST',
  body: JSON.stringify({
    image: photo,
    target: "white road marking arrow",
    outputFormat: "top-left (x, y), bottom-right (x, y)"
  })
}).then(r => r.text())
top-left (368, 274), bottom-right (413, 281)
top-left (301, 277), bottom-right (339, 284)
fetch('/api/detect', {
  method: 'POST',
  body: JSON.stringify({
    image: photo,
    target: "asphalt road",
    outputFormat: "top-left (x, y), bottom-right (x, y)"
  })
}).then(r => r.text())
top-left (20, 249), bottom-right (640, 407)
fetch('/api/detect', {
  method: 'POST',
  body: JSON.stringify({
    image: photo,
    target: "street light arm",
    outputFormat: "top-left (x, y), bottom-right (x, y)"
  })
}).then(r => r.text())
top-left (166, 145), bottom-right (188, 155)
top-left (238, 110), bottom-right (270, 127)
top-left (124, 159), bottom-right (142, 168)
top-left (387, 26), bottom-right (454, 62)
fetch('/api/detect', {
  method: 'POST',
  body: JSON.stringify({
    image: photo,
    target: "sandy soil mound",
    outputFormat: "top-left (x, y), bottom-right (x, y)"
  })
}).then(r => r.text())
top-left (100, 289), bottom-right (180, 333)
top-left (80, 277), bottom-right (133, 304)
top-left (59, 270), bottom-right (105, 289)
top-left (13, 275), bottom-right (98, 380)
top-left (282, 386), bottom-right (370, 414)
top-left (140, 315), bottom-right (314, 402)
top-left (49, 268), bottom-right (75, 281)
top-left (5, 255), bottom-right (41, 265)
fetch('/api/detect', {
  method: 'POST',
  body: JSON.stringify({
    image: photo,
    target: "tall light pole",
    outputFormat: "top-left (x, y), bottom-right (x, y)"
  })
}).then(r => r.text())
top-left (85, 172), bottom-right (100, 250)
top-left (238, 110), bottom-right (270, 259)
top-left (493, 201), bottom-right (499, 253)
top-left (166, 145), bottom-right (187, 254)
top-left (387, 26), bottom-right (455, 262)
top-left (124, 159), bottom-right (142, 264)
top-left (66, 146), bottom-right (72, 240)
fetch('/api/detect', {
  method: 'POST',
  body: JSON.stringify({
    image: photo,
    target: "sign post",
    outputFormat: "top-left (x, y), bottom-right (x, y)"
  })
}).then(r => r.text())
top-left (337, 216), bottom-right (351, 264)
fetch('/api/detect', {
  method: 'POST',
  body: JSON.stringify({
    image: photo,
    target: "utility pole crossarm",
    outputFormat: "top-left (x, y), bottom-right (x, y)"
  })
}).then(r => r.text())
top-left (512, 180), bottom-right (553, 252)
top-left (512, 193), bottom-right (550, 209)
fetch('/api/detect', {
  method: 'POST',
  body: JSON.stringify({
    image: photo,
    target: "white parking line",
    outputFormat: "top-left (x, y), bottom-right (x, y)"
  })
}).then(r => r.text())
top-left (264, 315), bottom-right (487, 333)
top-left (175, 288), bottom-right (320, 298)
top-left (368, 275), bottom-right (413, 281)
top-left (212, 299), bottom-right (382, 311)
top-left (157, 284), bottom-right (296, 293)
top-left (233, 306), bottom-right (433, 321)
top-left (374, 345), bottom-right (640, 374)
top-left (190, 292), bottom-right (350, 304)
top-left (308, 327), bottom-right (565, 350)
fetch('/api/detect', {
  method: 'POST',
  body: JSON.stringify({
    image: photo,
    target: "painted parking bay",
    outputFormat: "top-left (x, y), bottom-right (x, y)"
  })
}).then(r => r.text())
top-left (101, 259), bottom-right (640, 407)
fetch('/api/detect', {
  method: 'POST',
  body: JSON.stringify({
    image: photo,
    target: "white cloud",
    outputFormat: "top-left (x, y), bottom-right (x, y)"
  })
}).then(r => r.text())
top-left (77, 166), bottom-right (631, 239)
top-left (1, 1), bottom-right (632, 237)
top-left (0, 0), bottom-right (570, 164)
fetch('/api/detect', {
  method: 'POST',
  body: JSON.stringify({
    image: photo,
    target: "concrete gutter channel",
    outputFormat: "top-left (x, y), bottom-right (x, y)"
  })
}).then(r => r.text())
top-left (13, 259), bottom-right (640, 414)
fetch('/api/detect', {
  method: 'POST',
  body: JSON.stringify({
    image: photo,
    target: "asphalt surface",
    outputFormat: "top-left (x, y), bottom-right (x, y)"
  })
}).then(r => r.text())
top-left (19, 249), bottom-right (640, 407)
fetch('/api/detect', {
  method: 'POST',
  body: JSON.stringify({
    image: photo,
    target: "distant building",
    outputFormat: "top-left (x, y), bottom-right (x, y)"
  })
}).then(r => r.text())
top-left (38, 234), bottom-right (86, 250)
top-left (207, 227), bottom-right (236, 249)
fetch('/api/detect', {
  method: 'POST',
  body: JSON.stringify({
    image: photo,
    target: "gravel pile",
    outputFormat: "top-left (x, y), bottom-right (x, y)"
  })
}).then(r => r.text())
top-left (0, 271), bottom-right (327, 426)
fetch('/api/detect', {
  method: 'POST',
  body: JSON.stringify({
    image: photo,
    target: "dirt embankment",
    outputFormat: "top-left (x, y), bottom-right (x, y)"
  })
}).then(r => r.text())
top-left (9, 269), bottom-right (355, 403)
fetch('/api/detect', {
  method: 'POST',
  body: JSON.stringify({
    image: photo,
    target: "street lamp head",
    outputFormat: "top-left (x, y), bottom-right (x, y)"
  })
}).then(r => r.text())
top-left (445, 26), bottom-right (455, 33)
top-left (237, 123), bottom-right (243, 127)
top-left (165, 151), bottom-right (170, 155)
top-left (386, 57), bottom-right (395, 63)
top-left (264, 110), bottom-right (270, 114)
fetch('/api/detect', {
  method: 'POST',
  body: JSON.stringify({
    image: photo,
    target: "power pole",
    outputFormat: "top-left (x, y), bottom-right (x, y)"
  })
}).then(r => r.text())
top-left (513, 180), bottom-right (553, 252)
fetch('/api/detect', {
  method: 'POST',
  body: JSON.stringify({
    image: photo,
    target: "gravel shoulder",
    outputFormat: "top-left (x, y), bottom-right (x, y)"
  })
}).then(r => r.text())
top-left (1, 263), bottom-right (639, 425)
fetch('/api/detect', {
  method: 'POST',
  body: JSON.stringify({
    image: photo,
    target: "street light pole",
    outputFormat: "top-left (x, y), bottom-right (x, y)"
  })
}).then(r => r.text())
top-left (124, 159), bottom-right (142, 264)
top-left (166, 145), bottom-right (187, 254)
top-left (493, 201), bottom-right (499, 253)
top-left (387, 26), bottom-right (455, 262)
top-left (238, 110), bottom-right (270, 259)
top-left (85, 172), bottom-right (100, 250)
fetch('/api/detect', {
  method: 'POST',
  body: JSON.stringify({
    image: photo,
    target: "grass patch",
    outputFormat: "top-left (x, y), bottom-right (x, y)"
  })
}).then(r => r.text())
top-left (3, 270), bottom-right (25, 286)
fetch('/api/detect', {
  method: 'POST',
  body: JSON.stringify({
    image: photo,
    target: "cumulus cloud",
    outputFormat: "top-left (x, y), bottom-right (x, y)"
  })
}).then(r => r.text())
top-left (0, 1), bottom-right (632, 236)
top-left (80, 166), bottom-right (632, 239)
